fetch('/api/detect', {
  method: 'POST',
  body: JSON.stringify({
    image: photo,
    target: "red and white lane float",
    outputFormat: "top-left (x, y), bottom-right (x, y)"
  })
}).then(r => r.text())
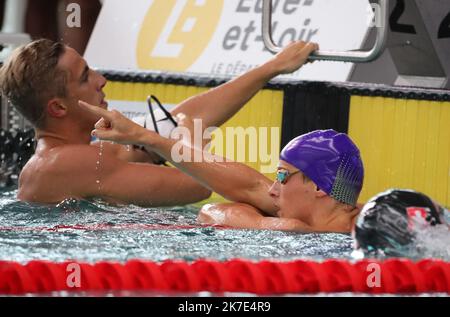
top-left (0, 259), bottom-right (449, 295)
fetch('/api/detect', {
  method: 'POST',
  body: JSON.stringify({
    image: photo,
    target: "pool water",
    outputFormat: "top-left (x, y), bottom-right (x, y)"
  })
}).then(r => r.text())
top-left (0, 187), bottom-right (449, 264)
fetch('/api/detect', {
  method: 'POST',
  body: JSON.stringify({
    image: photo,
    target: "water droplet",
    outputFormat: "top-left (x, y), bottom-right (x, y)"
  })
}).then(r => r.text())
top-left (95, 141), bottom-right (104, 186)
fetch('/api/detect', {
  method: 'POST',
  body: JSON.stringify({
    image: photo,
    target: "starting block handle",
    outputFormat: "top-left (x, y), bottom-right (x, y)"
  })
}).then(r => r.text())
top-left (262, 0), bottom-right (389, 63)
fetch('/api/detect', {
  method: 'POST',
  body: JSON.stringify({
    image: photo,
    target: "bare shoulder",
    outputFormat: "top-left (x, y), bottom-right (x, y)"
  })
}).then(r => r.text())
top-left (20, 144), bottom-right (98, 177)
top-left (200, 202), bottom-right (264, 216)
top-left (259, 217), bottom-right (314, 232)
top-left (198, 202), bottom-right (314, 232)
top-left (18, 144), bottom-right (124, 203)
top-left (49, 143), bottom-right (102, 162)
top-left (198, 202), bottom-right (265, 228)
top-left (45, 144), bottom-right (128, 172)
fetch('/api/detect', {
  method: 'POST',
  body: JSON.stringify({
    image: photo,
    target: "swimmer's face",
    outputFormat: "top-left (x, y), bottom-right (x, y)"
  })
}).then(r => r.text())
top-left (268, 160), bottom-right (317, 221)
top-left (57, 47), bottom-right (107, 125)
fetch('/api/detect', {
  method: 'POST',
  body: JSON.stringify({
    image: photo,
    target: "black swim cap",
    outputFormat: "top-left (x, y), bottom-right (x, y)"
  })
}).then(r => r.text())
top-left (353, 189), bottom-right (443, 256)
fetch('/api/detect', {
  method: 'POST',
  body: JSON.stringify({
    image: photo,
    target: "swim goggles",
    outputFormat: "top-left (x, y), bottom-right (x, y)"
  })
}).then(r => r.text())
top-left (145, 95), bottom-right (178, 132)
top-left (276, 168), bottom-right (300, 185)
top-left (134, 95), bottom-right (177, 165)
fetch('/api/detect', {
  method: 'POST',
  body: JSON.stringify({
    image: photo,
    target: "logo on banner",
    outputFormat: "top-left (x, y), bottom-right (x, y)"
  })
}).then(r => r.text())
top-left (137, 0), bottom-right (224, 71)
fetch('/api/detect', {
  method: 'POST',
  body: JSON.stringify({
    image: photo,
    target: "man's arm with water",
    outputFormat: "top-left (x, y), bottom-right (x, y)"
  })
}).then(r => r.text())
top-left (100, 42), bottom-right (318, 164)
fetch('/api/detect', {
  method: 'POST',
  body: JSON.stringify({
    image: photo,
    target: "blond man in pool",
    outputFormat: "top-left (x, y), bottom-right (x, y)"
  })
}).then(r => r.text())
top-left (0, 39), bottom-right (318, 206)
top-left (77, 100), bottom-right (365, 233)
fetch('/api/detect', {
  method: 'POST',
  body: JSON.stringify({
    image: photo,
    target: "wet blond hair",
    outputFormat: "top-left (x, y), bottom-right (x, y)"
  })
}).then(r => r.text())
top-left (0, 39), bottom-right (67, 129)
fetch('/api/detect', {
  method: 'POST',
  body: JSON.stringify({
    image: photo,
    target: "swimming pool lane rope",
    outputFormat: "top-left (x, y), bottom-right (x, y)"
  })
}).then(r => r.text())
top-left (0, 259), bottom-right (448, 295)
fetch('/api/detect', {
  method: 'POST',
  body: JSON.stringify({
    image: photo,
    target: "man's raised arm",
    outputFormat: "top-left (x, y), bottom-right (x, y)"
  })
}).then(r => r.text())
top-left (171, 41), bottom-right (319, 128)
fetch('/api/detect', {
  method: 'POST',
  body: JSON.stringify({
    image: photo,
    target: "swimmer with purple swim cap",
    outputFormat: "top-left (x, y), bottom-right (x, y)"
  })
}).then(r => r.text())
top-left (265, 129), bottom-right (364, 232)
top-left (279, 130), bottom-right (364, 207)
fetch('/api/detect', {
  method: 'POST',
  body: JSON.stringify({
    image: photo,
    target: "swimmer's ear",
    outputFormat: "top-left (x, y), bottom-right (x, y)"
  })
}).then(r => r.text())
top-left (47, 98), bottom-right (67, 118)
top-left (314, 187), bottom-right (327, 198)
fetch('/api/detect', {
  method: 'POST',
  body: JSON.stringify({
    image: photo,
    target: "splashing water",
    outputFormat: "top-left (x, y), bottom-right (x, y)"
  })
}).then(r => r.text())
top-left (414, 223), bottom-right (450, 259)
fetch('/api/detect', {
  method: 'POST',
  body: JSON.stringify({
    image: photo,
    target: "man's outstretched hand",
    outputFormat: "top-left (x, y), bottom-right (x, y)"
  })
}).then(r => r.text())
top-left (268, 41), bottom-right (319, 75)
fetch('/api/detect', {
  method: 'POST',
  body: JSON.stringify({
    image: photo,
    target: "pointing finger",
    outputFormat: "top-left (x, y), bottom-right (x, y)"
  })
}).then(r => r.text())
top-left (94, 117), bottom-right (111, 130)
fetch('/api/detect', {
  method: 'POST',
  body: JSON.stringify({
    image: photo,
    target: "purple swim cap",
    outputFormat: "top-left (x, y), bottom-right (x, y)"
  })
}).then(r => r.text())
top-left (280, 130), bottom-right (364, 206)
